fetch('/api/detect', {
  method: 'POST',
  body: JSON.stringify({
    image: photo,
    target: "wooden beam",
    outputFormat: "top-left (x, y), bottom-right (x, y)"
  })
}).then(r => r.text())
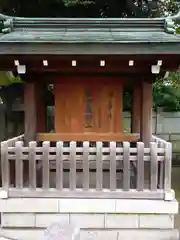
top-left (132, 84), bottom-right (141, 133)
top-left (0, 55), bottom-right (179, 73)
top-left (37, 133), bottom-right (139, 142)
top-left (3, 54), bottom-right (180, 62)
top-left (22, 72), bottom-right (159, 85)
top-left (7, 65), bottom-right (178, 74)
top-left (140, 81), bottom-right (153, 147)
top-left (24, 82), bottom-right (46, 143)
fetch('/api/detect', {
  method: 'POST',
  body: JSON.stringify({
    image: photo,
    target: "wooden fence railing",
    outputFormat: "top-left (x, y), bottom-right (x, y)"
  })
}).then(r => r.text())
top-left (152, 135), bottom-right (169, 148)
top-left (0, 138), bottom-right (172, 199)
top-left (1, 134), bottom-right (24, 147)
top-left (152, 135), bottom-right (172, 191)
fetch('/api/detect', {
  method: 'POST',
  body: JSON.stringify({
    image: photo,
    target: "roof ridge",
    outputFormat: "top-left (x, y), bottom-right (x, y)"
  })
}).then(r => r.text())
top-left (0, 13), bottom-right (176, 35)
top-left (0, 13), bottom-right (171, 22)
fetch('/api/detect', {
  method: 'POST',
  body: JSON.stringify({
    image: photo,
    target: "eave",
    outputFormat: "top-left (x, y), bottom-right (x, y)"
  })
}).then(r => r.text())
top-left (0, 13), bottom-right (179, 75)
top-left (0, 42), bottom-right (180, 56)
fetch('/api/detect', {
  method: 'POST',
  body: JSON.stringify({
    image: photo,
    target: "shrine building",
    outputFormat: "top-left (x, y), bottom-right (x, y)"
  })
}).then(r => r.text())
top-left (0, 13), bottom-right (179, 240)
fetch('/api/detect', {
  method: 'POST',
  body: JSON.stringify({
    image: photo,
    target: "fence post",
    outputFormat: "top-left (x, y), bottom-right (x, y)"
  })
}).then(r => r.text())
top-left (29, 141), bottom-right (37, 189)
top-left (42, 141), bottom-right (50, 189)
top-left (83, 141), bottom-right (90, 191)
top-left (1, 141), bottom-right (9, 190)
top-left (96, 142), bottom-right (103, 191)
top-left (137, 142), bottom-right (144, 191)
top-left (150, 142), bottom-right (158, 191)
top-left (15, 141), bottom-right (23, 189)
top-left (123, 142), bottom-right (130, 191)
top-left (56, 141), bottom-right (63, 190)
top-left (164, 142), bottom-right (172, 191)
top-left (110, 141), bottom-right (116, 191)
top-left (69, 141), bottom-right (76, 191)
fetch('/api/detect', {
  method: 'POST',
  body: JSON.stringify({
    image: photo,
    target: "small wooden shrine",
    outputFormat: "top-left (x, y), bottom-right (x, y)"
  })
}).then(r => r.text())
top-left (0, 14), bottom-right (180, 146)
top-left (0, 14), bottom-right (179, 240)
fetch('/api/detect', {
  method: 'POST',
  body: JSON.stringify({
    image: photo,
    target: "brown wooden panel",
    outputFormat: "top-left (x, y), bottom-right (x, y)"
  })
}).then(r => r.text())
top-left (37, 133), bottom-right (139, 142)
top-left (55, 81), bottom-right (85, 133)
top-left (54, 77), bottom-right (123, 138)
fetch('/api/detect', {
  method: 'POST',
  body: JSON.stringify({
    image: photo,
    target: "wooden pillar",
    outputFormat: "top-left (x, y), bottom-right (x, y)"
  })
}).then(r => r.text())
top-left (140, 81), bottom-right (152, 147)
top-left (132, 84), bottom-right (141, 133)
top-left (36, 83), bottom-right (46, 133)
top-left (24, 82), bottom-right (37, 143)
top-left (24, 82), bottom-right (46, 143)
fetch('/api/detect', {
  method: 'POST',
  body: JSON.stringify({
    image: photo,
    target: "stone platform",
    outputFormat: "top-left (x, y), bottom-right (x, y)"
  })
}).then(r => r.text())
top-left (0, 198), bottom-right (178, 240)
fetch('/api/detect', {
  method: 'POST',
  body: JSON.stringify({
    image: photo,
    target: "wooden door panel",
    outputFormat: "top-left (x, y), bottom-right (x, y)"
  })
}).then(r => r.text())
top-left (55, 82), bottom-right (85, 133)
top-left (55, 78), bottom-right (122, 134)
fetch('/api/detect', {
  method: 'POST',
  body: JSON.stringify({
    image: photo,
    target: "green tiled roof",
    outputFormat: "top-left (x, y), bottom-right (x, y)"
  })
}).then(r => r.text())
top-left (0, 13), bottom-right (180, 55)
top-left (0, 13), bottom-right (178, 43)
top-left (0, 30), bottom-right (179, 43)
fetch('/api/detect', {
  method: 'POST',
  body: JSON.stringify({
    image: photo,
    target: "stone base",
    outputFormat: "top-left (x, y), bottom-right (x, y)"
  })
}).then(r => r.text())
top-left (0, 198), bottom-right (178, 240)
top-left (0, 229), bottom-right (179, 240)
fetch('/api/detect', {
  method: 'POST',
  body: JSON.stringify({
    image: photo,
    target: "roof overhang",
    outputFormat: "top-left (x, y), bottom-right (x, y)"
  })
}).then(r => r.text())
top-left (0, 42), bottom-right (180, 56)
top-left (0, 13), bottom-right (179, 56)
top-left (0, 55), bottom-right (178, 81)
top-left (0, 13), bottom-right (180, 76)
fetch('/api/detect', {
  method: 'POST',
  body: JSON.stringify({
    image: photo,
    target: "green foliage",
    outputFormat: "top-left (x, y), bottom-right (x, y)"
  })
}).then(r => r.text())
top-left (153, 72), bottom-right (180, 112)
top-left (122, 72), bottom-right (180, 112)
top-left (159, 0), bottom-right (179, 16)
top-left (0, 72), bottom-right (23, 86)
top-left (153, 83), bottom-right (180, 112)
top-left (0, 0), bottom-right (176, 18)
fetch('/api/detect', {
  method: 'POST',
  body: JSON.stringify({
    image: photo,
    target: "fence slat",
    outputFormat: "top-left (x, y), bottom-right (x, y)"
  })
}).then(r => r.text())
top-left (56, 141), bottom-right (63, 190)
top-left (69, 141), bottom-right (76, 190)
top-left (42, 141), bottom-right (50, 189)
top-left (28, 141), bottom-right (37, 189)
top-left (96, 142), bottom-right (103, 190)
top-left (158, 161), bottom-right (164, 189)
top-left (83, 141), bottom-right (90, 190)
top-left (150, 142), bottom-right (158, 191)
top-left (15, 141), bottom-right (23, 189)
top-left (110, 142), bottom-right (116, 191)
top-left (137, 142), bottom-right (144, 191)
top-left (164, 142), bottom-right (172, 191)
top-left (1, 141), bottom-right (9, 190)
top-left (123, 142), bottom-right (130, 191)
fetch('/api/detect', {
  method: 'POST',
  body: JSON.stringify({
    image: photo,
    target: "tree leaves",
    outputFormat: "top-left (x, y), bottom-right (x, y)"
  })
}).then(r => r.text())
top-left (0, 0), bottom-right (175, 18)
top-left (153, 72), bottom-right (180, 112)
